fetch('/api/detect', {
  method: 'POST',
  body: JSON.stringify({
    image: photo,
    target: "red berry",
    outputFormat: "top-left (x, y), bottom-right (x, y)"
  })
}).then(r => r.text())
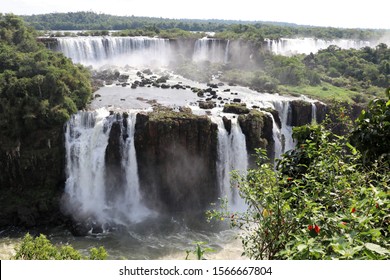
top-left (314, 225), bottom-right (320, 234)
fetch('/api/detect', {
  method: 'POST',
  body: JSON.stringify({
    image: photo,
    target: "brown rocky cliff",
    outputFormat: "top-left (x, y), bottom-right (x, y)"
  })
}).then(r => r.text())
top-left (238, 110), bottom-right (274, 166)
top-left (134, 109), bottom-right (218, 214)
top-left (289, 100), bottom-right (313, 126)
top-left (104, 115), bottom-right (127, 203)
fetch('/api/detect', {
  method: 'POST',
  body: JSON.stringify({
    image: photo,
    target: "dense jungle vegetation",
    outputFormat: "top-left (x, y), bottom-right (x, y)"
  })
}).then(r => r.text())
top-left (221, 43), bottom-right (390, 103)
top-left (0, 14), bottom-right (92, 144)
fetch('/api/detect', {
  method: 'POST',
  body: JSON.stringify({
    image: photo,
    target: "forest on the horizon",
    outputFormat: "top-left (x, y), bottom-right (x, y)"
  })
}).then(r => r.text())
top-left (21, 11), bottom-right (387, 40)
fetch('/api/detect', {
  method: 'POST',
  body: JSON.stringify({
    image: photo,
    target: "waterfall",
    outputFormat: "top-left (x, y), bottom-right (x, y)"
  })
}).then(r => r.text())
top-left (224, 40), bottom-right (230, 64)
top-left (215, 117), bottom-right (247, 212)
top-left (52, 36), bottom-right (376, 67)
top-left (64, 109), bottom-right (151, 227)
top-left (64, 108), bottom-right (110, 224)
top-left (273, 101), bottom-right (295, 153)
top-left (265, 38), bottom-right (373, 55)
top-left (54, 36), bottom-right (234, 67)
top-left (114, 112), bottom-right (152, 224)
top-left (267, 113), bottom-right (283, 160)
top-left (193, 38), bottom-right (229, 63)
top-left (55, 36), bottom-right (173, 67)
top-left (311, 102), bottom-right (317, 124)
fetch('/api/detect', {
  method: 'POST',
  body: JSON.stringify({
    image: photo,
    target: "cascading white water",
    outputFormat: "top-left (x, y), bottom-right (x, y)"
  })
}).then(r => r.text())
top-left (224, 40), bottom-right (230, 64)
top-left (193, 38), bottom-right (230, 63)
top-left (56, 36), bottom-right (173, 67)
top-left (55, 36), bottom-right (232, 67)
top-left (64, 108), bottom-right (111, 224)
top-left (272, 101), bottom-right (295, 153)
top-left (311, 102), bottom-right (317, 124)
top-left (214, 116), bottom-right (248, 212)
top-left (265, 38), bottom-right (373, 55)
top-left (64, 109), bottom-right (151, 226)
top-left (112, 112), bottom-right (153, 224)
top-left (54, 36), bottom-right (376, 67)
top-left (267, 113), bottom-right (283, 160)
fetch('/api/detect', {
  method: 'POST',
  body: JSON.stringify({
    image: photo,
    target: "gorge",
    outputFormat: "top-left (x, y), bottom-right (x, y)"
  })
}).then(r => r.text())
top-left (2, 34), bottom-right (331, 259)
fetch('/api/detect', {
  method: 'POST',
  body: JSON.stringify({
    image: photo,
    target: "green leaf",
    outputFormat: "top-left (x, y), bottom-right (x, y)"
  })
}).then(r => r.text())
top-left (364, 243), bottom-right (389, 255)
top-left (297, 244), bottom-right (307, 252)
top-left (346, 142), bottom-right (357, 155)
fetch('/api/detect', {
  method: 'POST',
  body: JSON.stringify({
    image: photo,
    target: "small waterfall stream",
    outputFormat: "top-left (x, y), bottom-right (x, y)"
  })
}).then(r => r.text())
top-left (215, 116), bottom-right (248, 212)
top-left (311, 102), bottom-right (317, 124)
top-left (267, 112), bottom-right (283, 160)
top-left (273, 100), bottom-right (295, 153)
top-left (224, 40), bottom-right (230, 64)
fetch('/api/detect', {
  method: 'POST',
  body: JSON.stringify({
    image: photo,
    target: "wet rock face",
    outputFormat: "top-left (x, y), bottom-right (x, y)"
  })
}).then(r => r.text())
top-left (134, 109), bottom-right (218, 214)
top-left (198, 100), bottom-right (215, 109)
top-left (223, 103), bottom-right (250, 114)
top-left (222, 116), bottom-right (232, 134)
top-left (315, 101), bottom-right (328, 123)
top-left (104, 117), bottom-right (127, 203)
top-left (289, 100), bottom-right (313, 126)
top-left (238, 110), bottom-right (273, 166)
top-left (0, 128), bottom-right (65, 227)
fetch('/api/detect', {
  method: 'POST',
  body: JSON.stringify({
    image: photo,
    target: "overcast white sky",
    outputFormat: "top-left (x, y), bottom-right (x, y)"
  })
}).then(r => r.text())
top-left (1, 0), bottom-right (389, 29)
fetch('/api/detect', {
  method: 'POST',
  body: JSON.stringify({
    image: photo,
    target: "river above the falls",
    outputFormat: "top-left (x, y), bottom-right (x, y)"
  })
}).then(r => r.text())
top-left (89, 69), bottom-right (300, 112)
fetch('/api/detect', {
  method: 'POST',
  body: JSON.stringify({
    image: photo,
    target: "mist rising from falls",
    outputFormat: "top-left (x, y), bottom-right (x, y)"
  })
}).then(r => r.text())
top-left (54, 36), bottom-right (232, 67)
top-left (214, 117), bottom-right (247, 212)
top-left (64, 108), bottom-right (151, 227)
top-left (52, 36), bottom-right (380, 68)
top-left (192, 38), bottom-right (230, 63)
top-left (56, 37), bottom-right (173, 67)
top-left (266, 38), bottom-right (373, 55)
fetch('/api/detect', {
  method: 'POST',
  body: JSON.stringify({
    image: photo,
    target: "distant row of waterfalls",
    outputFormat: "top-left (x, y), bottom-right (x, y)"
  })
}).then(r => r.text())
top-left (49, 36), bottom-right (377, 67)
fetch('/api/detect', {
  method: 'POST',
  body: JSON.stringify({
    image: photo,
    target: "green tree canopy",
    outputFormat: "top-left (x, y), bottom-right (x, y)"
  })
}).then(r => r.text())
top-left (0, 14), bottom-right (92, 142)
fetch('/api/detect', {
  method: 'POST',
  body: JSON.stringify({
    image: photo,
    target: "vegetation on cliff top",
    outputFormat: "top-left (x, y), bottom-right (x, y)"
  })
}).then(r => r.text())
top-left (0, 14), bottom-right (92, 144)
top-left (148, 106), bottom-right (207, 121)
